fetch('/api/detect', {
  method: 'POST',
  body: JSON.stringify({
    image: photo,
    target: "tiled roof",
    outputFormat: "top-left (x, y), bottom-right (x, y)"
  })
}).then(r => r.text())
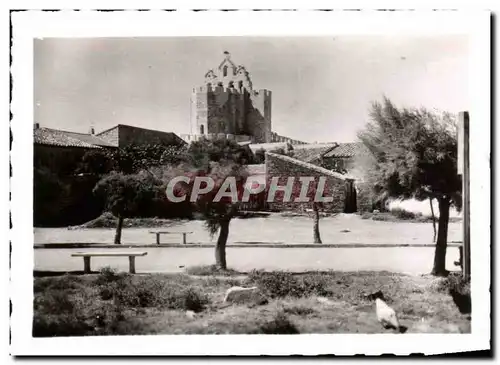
top-left (62, 131), bottom-right (117, 147)
top-left (34, 128), bottom-right (102, 149)
top-left (294, 143), bottom-right (337, 150)
top-left (291, 143), bottom-right (338, 163)
top-left (323, 142), bottom-right (366, 158)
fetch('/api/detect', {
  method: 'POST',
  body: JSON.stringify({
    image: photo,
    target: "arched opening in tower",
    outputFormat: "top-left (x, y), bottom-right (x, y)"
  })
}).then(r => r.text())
top-left (223, 66), bottom-right (228, 77)
top-left (200, 125), bottom-right (205, 135)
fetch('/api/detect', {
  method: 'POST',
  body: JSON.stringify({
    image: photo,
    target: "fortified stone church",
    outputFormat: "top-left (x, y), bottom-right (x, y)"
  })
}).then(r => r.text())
top-left (182, 52), bottom-right (304, 145)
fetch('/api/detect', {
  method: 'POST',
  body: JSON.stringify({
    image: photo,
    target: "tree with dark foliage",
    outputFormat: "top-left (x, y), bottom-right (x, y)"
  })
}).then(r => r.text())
top-left (93, 172), bottom-right (164, 244)
top-left (165, 139), bottom-right (253, 270)
top-left (166, 161), bottom-right (248, 270)
top-left (358, 97), bottom-right (461, 276)
top-left (186, 138), bottom-right (254, 169)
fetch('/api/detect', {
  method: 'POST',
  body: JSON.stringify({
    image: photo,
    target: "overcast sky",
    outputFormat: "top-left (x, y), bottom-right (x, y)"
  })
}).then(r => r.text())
top-left (34, 36), bottom-right (469, 143)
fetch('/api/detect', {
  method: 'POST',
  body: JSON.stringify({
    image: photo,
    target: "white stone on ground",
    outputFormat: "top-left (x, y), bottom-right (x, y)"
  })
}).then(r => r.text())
top-left (185, 310), bottom-right (197, 319)
top-left (223, 286), bottom-right (267, 305)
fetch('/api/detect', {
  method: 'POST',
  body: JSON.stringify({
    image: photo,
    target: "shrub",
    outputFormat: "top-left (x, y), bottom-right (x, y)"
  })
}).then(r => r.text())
top-left (179, 288), bottom-right (208, 313)
top-left (104, 276), bottom-right (209, 312)
top-left (47, 275), bottom-right (82, 291)
top-left (435, 273), bottom-right (470, 295)
top-left (283, 305), bottom-right (316, 316)
top-left (33, 279), bottom-right (52, 293)
top-left (300, 275), bottom-right (332, 297)
top-left (113, 281), bottom-right (163, 308)
top-left (248, 271), bottom-right (300, 298)
top-left (185, 265), bottom-right (238, 276)
top-left (94, 267), bottom-right (125, 286)
top-left (91, 302), bottom-right (129, 335)
top-left (260, 311), bottom-right (299, 334)
top-left (33, 274), bottom-right (81, 293)
top-left (34, 291), bottom-right (75, 314)
top-left (390, 207), bottom-right (421, 220)
top-left (99, 285), bottom-right (115, 301)
top-left (33, 313), bottom-right (93, 337)
top-left (248, 271), bottom-right (331, 298)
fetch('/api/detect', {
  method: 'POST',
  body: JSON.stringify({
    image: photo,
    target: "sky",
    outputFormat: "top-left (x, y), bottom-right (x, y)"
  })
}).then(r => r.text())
top-left (34, 36), bottom-right (469, 143)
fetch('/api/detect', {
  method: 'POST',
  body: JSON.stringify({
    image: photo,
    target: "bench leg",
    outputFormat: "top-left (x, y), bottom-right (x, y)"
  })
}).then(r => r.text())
top-left (129, 256), bottom-right (136, 274)
top-left (182, 233), bottom-right (187, 245)
top-left (156, 233), bottom-right (160, 245)
top-left (83, 257), bottom-right (91, 274)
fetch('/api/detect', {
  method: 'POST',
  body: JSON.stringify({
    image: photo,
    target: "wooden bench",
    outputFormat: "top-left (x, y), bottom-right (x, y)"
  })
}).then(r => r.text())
top-left (149, 231), bottom-right (193, 245)
top-left (71, 251), bottom-right (148, 274)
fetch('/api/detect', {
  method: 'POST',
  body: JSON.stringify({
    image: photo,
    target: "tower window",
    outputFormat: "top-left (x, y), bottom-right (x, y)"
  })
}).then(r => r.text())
top-left (200, 125), bottom-right (205, 135)
top-left (223, 66), bottom-right (228, 77)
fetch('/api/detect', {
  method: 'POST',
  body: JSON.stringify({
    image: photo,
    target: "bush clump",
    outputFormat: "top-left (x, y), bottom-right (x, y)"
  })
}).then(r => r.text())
top-left (95, 274), bottom-right (209, 312)
top-left (248, 270), bottom-right (331, 298)
top-left (185, 265), bottom-right (239, 277)
top-left (34, 275), bottom-right (82, 293)
top-left (94, 267), bottom-right (126, 286)
top-left (33, 313), bottom-right (94, 337)
top-left (390, 207), bottom-right (422, 220)
top-left (260, 311), bottom-right (300, 334)
top-left (283, 305), bottom-right (316, 316)
top-left (431, 272), bottom-right (470, 295)
top-left (34, 290), bottom-right (75, 314)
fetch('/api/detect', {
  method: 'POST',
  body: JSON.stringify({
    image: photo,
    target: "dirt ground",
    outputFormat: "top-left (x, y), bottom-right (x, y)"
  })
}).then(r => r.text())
top-left (34, 213), bottom-right (462, 245)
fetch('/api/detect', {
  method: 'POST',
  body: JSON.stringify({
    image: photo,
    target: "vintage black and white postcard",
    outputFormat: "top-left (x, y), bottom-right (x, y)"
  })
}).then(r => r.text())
top-left (9, 8), bottom-right (491, 356)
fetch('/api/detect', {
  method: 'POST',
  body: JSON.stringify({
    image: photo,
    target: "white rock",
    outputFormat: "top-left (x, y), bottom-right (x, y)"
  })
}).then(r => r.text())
top-left (186, 310), bottom-right (197, 319)
top-left (317, 296), bottom-right (332, 304)
top-left (223, 286), bottom-right (267, 304)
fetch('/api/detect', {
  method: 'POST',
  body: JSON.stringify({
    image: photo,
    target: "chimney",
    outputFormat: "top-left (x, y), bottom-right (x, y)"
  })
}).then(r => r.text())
top-left (34, 123), bottom-right (40, 130)
top-left (89, 126), bottom-right (95, 135)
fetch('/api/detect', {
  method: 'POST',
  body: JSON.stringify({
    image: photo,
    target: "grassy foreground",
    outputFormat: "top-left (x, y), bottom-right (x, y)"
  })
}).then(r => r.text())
top-left (33, 267), bottom-right (470, 336)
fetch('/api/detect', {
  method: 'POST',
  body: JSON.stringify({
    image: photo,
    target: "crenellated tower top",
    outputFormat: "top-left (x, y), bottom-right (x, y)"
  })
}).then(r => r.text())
top-left (204, 51), bottom-right (254, 92)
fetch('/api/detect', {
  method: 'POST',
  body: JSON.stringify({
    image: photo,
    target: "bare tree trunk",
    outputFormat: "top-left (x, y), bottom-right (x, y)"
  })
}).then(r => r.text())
top-left (215, 219), bottom-right (230, 270)
top-left (429, 197), bottom-right (437, 242)
top-left (431, 198), bottom-right (450, 276)
top-left (313, 203), bottom-right (322, 244)
top-left (114, 216), bottom-right (124, 245)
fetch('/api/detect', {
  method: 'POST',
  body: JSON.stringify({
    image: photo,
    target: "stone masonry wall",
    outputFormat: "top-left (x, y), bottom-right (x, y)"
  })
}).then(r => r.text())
top-left (96, 127), bottom-right (119, 147)
top-left (247, 90), bottom-right (272, 143)
top-left (264, 152), bottom-right (349, 213)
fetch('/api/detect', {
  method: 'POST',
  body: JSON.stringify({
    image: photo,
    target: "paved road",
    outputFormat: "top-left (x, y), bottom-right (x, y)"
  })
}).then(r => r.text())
top-left (35, 246), bottom-right (461, 275)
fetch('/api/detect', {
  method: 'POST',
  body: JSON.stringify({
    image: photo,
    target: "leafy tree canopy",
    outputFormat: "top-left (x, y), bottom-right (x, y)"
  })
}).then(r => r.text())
top-left (77, 143), bottom-right (188, 176)
top-left (357, 97), bottom-right (461, 209)
top-left (93, 171), bottom-right (164, 219)
top-left (186, 138), bottom-right (255, 169)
